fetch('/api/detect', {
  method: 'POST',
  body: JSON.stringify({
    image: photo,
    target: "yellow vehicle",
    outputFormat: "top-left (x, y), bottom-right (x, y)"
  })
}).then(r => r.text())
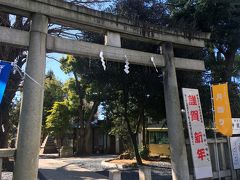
top-left (146, 127), bottom-right (170, 158)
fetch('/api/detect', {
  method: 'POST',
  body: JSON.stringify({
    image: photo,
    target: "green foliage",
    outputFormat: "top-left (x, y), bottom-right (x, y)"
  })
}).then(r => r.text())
top-left (46, 101), bottom-right (71, 138)
top-left (9, 100), bottom-right (21, 144)
top-left (113, 0), bottom-right (169, 26)
top-left (169, 0), bottom-right (240, 118)
top-left (169, 0), bottom-right (240, 79)
top-left (61, 49), bottom-right (166, 159)
top-left (106, 66), bottom-right (166, 137)
top-left (60, 55), bottom-right (105, 154)
top-left (42, 71), bottom-right (65, 137)
top-left (138, 145), bottom-right (149, 160)
top-left (56, 0), bottom-right (240, 155)
top-left (62, 79), bottom-right (80, 113)
top-left (43, 71), bottom-right (64, 123)
top-left (104, 2), bottom-right (167, 150)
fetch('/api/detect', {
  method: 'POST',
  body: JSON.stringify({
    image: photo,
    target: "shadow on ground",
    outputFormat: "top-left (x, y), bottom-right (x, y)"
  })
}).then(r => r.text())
top-left (38, 154), bottom-right (172, 180)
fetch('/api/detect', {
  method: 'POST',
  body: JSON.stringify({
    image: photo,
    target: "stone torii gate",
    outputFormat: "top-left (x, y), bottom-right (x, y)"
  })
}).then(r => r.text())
top-left (0, 0), bottom-right (210, 179)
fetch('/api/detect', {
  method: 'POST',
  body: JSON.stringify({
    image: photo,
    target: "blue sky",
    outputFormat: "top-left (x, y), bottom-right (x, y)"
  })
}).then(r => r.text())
top-left (46, 53), bottom-right (70, 82)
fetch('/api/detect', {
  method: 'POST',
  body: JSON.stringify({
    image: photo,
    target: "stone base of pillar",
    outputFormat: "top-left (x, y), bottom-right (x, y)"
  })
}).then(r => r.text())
top-left (139, 166), bottom-right (151, 180)
top-left (59, 146), bottom-right (73, 157)
top-left (109, 170), bottom-right (121, 180)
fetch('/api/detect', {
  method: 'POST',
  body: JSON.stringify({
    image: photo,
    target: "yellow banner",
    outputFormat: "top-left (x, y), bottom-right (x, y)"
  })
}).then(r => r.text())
top-left (212, 83), bottom-right (232, 136)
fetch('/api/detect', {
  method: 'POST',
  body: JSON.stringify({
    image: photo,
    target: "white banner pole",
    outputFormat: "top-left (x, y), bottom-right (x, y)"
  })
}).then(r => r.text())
top-left (210, 84), bottom-right (221, 180)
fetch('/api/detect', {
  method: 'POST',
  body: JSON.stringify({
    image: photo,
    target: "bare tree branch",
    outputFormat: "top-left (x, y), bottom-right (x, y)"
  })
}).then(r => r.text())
top-left (46, 55), bottom-right (61, 63)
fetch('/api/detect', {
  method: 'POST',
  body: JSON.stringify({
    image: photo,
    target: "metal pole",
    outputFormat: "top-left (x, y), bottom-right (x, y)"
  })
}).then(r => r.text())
top-left (162, 42), bottom-right (190, 180)
top-left (210, 85), bottom-right (221, 180)
top-left (13, 13), bottom-right (48, 180)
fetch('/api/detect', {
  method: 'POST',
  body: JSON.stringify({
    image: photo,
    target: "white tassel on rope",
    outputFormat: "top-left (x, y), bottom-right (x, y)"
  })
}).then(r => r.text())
top-left (2, 124), bottom-right (5, 132)
top-left (99, 51), bottom-right (106, 71)
top-left (124, 55), bottom-right (130, 74)
top-left (11, 59), bottom-right (18, 75)
top-left (12, 60), bottom-right (44, 89)
top-left (150, 56), bottom-right (158, 73)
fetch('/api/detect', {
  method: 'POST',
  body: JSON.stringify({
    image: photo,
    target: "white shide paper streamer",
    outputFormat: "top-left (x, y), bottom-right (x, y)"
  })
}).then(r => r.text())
top-left (150, 57), bottom-right (158, 73)
top-left (99, 51), bottom-right (106, 71)
top-left (124, 55), bottom-right (130, 74)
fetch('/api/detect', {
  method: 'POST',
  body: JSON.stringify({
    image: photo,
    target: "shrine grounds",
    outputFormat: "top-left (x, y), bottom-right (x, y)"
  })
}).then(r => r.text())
top-left (37, 154), bottom-right (172, 180)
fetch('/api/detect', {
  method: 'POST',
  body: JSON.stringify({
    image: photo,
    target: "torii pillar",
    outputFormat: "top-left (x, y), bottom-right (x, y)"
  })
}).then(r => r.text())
top-left (13, 13), bottom-right (48, 180)
top-left (162, 42), bottom-right (190, 180)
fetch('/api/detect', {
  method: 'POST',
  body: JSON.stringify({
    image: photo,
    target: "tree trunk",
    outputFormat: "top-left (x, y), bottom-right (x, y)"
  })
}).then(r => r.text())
top-left (73, 71), bottom-right (86, 155)
top-left (77, 118), bottom-right (85, 155)
top-left (125, 117), bottom-right (142, 165)
top-left (142, 117), bottom-right (146, 146)
top-left (73, 70), bottom-right (100, 155)
top-left (123, 84), bottom-right (142, 165)
top-left (84, 101), bottom-right (100, 154)
top-left (76, 99), bottom-right (85, 155)
top-left (84, 123), bottom-right (92, 154)
top-left (132, 133), bottom-right (142, 165)
top-left (138, 104), bottom-right (145, 146)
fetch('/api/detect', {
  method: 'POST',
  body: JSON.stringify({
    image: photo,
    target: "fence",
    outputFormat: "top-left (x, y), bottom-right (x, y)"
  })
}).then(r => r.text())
top-left (0, 149), bottom-right (15, 180)
top-left (186, 138), bottom-right (240, 180)
top-left (110, 138), bottom-right (239, 180)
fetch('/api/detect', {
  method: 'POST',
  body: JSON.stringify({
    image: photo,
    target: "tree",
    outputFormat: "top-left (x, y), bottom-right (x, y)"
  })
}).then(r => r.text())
top-left (63, 49), bottom-right (166, 163)
top-left (103, 64), bottom-right (165, 164)
top-left (170, 0), bottom-right (240, 80)
top-left (46, 101), bottom-right (72, 146)
top-left (169, 0), bottom-right (240, 117)
top-left (60, 55), bottom-right (102, 155)
top-left (112, 0), bottom-right (169, 26)
top-left (57, 0), bottom-right (169, 163)
top-left (43, 71), bottom-right (64, 138)
top-left (104, 0), bottom-right (168, 164)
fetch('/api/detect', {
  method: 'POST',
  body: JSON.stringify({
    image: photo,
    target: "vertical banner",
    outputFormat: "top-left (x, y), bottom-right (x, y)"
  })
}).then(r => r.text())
top-left (0, 61), bottom-right (12, 104)
top-left (230, 137), bottom-right (240, 169)
top-left (182, 88), bottom-right (213, 179)
top-left (212, 83), bottom-right (232, 136)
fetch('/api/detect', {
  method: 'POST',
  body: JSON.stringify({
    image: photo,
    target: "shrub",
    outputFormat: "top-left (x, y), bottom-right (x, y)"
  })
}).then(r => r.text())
top-left (138, 145), bottom-right (149, 160)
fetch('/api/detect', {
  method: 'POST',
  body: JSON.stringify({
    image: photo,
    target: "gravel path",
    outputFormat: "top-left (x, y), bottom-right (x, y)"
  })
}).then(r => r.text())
top-left (50, 155), bottom-right (172, 180)
top-left (38, 154), bottom-right (172, 180)
top-left (61, 155), bottom-right (117, 172)
top-left (3, 155), bottom-right (172, 180)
